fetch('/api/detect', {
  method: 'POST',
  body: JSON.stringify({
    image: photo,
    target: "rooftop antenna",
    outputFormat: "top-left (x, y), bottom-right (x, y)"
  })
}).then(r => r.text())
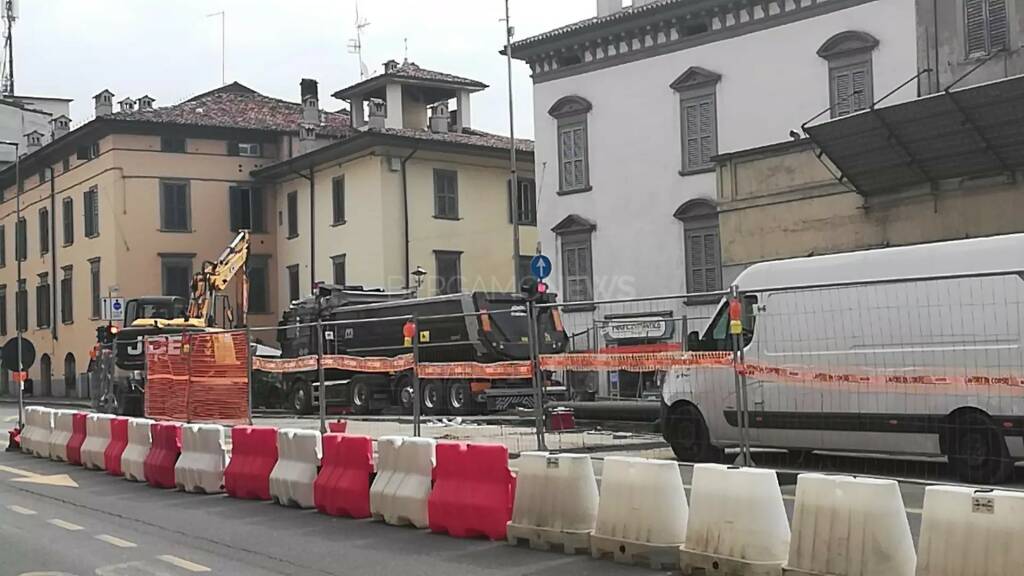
top-left (1, 0), bottom-right (17, 96)
top-left (347, 1), bottom-right (371, 79)
top-left (206, 11), bottom-right (226, 85)
top-left (403, 37), bottom-right (408, 63)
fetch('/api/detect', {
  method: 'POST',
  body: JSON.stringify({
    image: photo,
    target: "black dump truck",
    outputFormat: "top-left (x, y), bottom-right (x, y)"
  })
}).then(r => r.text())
top-left (277, 286), bottom-right (568, 415)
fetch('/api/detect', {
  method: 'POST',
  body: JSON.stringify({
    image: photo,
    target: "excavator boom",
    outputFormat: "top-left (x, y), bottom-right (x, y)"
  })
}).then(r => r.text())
top-left (187, 230), bottom-right (251, 325)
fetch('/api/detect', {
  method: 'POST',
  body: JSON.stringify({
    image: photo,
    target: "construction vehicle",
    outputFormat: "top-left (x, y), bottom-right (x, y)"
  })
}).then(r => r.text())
top-left (276, 285), bottom-right (568, 415)
top-left (92, 230), bottom-right (251, 415)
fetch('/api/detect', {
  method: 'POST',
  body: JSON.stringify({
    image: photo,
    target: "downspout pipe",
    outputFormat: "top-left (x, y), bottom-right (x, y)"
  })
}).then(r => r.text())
top-left (49, 167), bottom-right (56, 341)
top-left (400, 148), bottom-right (418, 290)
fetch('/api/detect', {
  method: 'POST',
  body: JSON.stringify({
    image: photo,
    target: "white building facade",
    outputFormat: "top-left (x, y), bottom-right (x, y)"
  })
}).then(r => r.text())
top-left (512, 0), bottom-right (920, 395)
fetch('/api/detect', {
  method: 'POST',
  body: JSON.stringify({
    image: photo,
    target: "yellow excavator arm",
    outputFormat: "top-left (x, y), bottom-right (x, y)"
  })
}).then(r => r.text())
top-left (187, 230), bottom-right (251, 326)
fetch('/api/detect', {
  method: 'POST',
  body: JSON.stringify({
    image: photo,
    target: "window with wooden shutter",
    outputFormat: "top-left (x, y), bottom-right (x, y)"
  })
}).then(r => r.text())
top-left (84, 187), bottom-right (100, 238)
top-left (434, 251), bottom-right (462, 295)
top-left (287, 190), bottom-right (299, 238)
top-left (89, 259), bottom-right (100, 319)
top-left (830, 62), bottom-right (872, 118)
top-left (558, 123), bottom-right (588, 191)
top-left (965, 0), bottom-right (1008, 56)
top-left (332, 176), bottom-right (346, 225)
top-left (560, 232), bottom-right (593, 303)
top-left (38, 207), bottom-right (49, 256)
top-left (433, 169), bottom-right (459, 219)
top-left (508, 178), bottom-right (537, 225)
top-left (60, 266), bottom-right (73, 324)
top-left (160, 181), bottom-right (191, 231)
top-left (62, 197), bottom-right (73, 246)
top-left (681, 94), bottom-right (717, 173)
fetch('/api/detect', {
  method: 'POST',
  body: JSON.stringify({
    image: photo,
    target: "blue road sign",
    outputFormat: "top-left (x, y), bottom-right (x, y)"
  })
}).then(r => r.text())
top-left (530, 254), bottom-right (552, 280)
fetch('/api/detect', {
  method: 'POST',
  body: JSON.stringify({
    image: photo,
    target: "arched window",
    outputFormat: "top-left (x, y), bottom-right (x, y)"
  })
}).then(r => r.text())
top-left (818, 31), bottom-right (879, 118)
top-left (64, 353), bottom-right (77, 397)
top-left (40, 353), bottom-right (52, 396)
top-left (674, 199), bottom-right (721, 293)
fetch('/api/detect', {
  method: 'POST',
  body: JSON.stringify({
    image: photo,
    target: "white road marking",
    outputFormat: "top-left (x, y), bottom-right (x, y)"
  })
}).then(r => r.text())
top-left (6, 504), bottom-right (36, 515)
top-left (96, 560), bottom-right (179, 575)
top-left (47, 518), bottom-right (84, 531)
top-left (95, 534), bottom-right (137, 548)
top-left (156, 555), bottom-right (211, 573)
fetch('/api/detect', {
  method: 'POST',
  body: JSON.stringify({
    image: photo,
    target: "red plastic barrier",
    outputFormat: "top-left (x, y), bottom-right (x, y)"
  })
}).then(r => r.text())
top-left (66, 412), bottom-right (87, 465)
top-left (224, 426), bottom-right (278, 500)
top-left (427, 442), bottom-right (514, 540)
top-left (104, 417), bottom-right (129, 476)
top-left (314, 434), bottom-right (374, 518)
top-left (327, 420), bottom-right (348, 433)
top-left (144, 422), bottom-right (182, 489)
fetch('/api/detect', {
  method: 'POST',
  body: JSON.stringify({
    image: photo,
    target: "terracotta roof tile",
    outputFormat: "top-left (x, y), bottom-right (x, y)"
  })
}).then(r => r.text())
top-left (106, 81), bottom-right (351, 137)
top-left (374, 126), bottom-right (533, 152)
top-left (510, 0), bottom-right (681, 52)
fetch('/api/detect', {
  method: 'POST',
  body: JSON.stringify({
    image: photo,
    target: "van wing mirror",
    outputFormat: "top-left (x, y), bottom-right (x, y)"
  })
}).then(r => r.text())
top-left (686, 330), bottom-right (701, 352)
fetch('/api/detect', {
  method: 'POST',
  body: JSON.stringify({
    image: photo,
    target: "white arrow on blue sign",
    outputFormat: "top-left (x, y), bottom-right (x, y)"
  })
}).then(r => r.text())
top-left (530, 254), bottom-right (552, 280)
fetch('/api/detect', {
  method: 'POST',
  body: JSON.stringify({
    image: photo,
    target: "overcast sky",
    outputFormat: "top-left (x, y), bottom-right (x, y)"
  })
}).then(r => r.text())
top-left (13, 0), bottom-right (595, 138)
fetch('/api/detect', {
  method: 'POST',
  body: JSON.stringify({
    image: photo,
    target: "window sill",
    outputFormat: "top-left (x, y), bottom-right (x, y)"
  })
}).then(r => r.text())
top-left (563, 303), bottom-right (597, 313)
top-left (62, 243), bottom-right (72, 248)
top-left (62, 320), bottom-right (73, 326)
top-left (556, 186), bottom-right (592, 196)
top-left (679, 167), bottom-right (716, 177)
top-left (433, 215), bottom-right (462, 221)
top-left (158, 228), bottom-right (193, 234)
top-left (84, 234), bottom-right (100, 240)
top-left (331, 220), bottom-right (347, 227)
top-left (286, 234), bottom-right (299, 240)
top-left (514, 221), bottom-right (538, 227)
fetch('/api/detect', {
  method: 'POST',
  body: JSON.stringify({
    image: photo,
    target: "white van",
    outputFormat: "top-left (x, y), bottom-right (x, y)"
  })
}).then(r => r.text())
top-left (661, 234), bottom-right (1024, 483)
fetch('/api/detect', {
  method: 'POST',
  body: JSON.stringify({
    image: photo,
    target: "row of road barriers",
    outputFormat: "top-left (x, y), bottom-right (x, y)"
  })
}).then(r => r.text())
top-left (14, 405), bottom-right (1024, 575)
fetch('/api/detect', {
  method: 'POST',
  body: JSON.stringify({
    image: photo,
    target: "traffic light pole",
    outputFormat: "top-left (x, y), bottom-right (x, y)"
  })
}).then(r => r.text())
top-left (527, 300), bottom-right (546, 451)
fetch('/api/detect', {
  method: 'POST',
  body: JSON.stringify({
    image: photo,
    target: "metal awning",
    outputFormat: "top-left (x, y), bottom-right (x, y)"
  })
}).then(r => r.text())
top-left (804, 74), bottom-right (1024, 195)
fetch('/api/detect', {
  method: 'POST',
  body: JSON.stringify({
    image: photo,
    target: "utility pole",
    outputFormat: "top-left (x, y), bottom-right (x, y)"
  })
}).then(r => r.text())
top-left (2, 0), bottom-right (17, 96)
top-left (505, 0), bottom-right (521, 284)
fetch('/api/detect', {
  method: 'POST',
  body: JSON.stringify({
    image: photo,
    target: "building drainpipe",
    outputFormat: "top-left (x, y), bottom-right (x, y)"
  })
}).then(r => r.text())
top-left (400, 148), bottom-right (418, 290)
top-left (308, 165), bottom-right (315, 294)
top-left (50, 167), bottom-right (56, 342)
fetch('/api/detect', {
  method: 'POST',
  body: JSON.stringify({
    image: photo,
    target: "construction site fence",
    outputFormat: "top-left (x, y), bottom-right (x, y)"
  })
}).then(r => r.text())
top-left (141, 269), bottom-right (1024, 485)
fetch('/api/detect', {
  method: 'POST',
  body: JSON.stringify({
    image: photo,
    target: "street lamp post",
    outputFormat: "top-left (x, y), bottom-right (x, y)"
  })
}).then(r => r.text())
top-left (0, 140), bottom-right (22, 429)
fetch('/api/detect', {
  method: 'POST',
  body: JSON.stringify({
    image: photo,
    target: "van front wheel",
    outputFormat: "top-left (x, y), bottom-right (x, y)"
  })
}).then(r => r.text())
top-left (665, 403), bottom-right (722, 463)
top-left (948, 415), bottom-right (1013, 484)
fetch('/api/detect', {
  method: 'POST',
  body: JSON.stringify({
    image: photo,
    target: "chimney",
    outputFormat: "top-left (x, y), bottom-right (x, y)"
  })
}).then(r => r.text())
top-left (299, 124), bottom-right (318, 154)
top-left (596, 0), bottom-right (624, 17)
top-left (93, 89), bottom-right (114, 116)
top-left (50, 115), bottom-right (71, 140)
top-left (25, 130), bottom-right (43, 152)
top-left (300, 78), bottom-right (320, 125)
top-left (383, 59), bottom-right (400, 74)
top-left (429, 102), bottom-right (449, 133)
top-left (137, 95), bottom-right (155, 110)
top-left (368, 99), bottom-right (386, 130)
top-left (118, 97), bottom-right (135, 113)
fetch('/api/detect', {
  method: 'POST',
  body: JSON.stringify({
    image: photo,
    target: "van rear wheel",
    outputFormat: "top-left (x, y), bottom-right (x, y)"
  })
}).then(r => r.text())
top-left (948, 414), bottom-right (1013, 484)
top-left (665, 403), bottom-right (722, 463)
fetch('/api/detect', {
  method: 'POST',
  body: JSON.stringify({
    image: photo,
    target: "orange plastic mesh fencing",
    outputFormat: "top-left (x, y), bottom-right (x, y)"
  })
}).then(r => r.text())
top-left (144, 332), bottom-right (250, 425)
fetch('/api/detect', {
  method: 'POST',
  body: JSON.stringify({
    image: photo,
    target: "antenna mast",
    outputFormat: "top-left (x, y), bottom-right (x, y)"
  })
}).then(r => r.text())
top-left (1, 0), bottom-right (17, 96)
top-left (347, 1), bottom-right (371, 79)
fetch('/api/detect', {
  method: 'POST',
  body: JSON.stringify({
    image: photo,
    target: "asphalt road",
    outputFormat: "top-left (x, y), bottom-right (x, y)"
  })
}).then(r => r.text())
top-left (0, 408), bottom-right (657, 576)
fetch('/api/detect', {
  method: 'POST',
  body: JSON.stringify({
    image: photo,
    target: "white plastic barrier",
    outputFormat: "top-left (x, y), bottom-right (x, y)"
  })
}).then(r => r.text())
top-left (21, 406), bottom-right (54, 458)
top-left (508, 452), bottom-right (599, 554)
top-left (369, 436), bottom-right (404, 520)
top-left (590, 456), bottom-right (688, 570)
top-left (48, 410), bottom-right (75, 462)
top-left (784, 474), bottom-right (916, 576)
top-left (681, 464), bottom-right (791, 576)
top-left (916, 486), bottom-right (1024, 576)
top-left (269, 428), bottom-right (321, 508)
top-left (80, 413), bottom-right (115, 470)
top-left (174, 424), bottom-right (228, 494)
top-left (371, 436), bottom-right (436, 528)
top-left (121, 418), bottom-right (154, 482)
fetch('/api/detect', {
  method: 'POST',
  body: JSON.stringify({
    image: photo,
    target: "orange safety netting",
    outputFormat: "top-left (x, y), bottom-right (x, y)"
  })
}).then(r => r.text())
top-left (145, 332), bottom-right (250, 425)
